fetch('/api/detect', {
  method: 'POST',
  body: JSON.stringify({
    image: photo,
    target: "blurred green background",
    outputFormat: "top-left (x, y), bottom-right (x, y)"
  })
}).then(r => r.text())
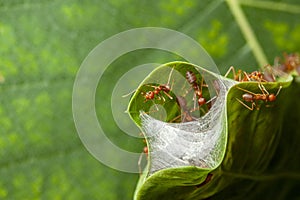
top-left (0, 0), bottom-right (299, 199)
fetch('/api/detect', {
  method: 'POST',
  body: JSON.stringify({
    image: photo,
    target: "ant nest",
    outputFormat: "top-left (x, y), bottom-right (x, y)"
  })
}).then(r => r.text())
top-left (140, 77), bottom-right (235, 175)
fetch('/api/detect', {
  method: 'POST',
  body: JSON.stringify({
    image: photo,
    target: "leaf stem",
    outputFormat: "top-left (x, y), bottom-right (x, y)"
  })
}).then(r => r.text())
top-left (226, 0), bottom-right (269, 67)
top-left (240, 0), bottom-right (300, 14)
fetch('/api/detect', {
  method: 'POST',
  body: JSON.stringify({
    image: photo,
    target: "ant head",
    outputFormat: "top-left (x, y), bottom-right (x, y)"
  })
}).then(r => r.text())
top-left (143, 146), bottom-right (148, 154)
top-left (165, 84), bottom-right (171, 91)
top-left (268, 94), bottom-right (276, 102)
top-left (145, 91), bottom-right (154, 99)
top-left (198, 97), bottom-right (206, 106)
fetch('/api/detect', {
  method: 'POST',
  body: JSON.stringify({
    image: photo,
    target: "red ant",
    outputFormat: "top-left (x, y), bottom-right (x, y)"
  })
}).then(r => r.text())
top-left (224, 66), bottom-right (245, 81)
top-left (169, 70), bottom-right (216, 123)
top-left (275, 52), bottom-right (300, 73)
top-left (185, 70), bottom-right (207, 108)
top-left (236, 83), bottom-right (282, 111)
top-left (143, 84), bottom-right (173, 102)
top-left (173, 96), bottom-right (196, 122)
top-left (224, 66), bottom-right (271, 82)
top-left (142, 67), bottom-right (174, 102)
top-left (138, 139), bottom-right (149, 175)
top-left (172, 94), bottom-right (216, 123)
top-left (247, 70), bottom-right (268, 82)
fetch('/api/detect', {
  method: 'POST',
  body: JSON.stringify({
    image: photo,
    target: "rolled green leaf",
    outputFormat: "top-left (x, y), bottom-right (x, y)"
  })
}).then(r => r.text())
top-left (128, 61), bottom-right (299, 200)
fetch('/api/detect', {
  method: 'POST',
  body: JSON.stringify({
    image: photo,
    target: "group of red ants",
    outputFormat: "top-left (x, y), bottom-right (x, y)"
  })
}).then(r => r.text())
top-left (142, 53), bottom-right (299, 114)
top-left (138, 52), bottom-right (299, 171)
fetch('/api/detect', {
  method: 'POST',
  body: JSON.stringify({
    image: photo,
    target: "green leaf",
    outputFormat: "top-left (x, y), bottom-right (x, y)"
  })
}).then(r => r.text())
top-left (128, 61), bottom-right (299, 199)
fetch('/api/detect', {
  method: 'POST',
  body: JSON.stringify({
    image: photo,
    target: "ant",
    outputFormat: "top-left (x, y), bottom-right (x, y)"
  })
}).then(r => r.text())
top-left (143, 84), bottom-right (173, 102)
top-left (236, 83), bottom-right (282, 111)
top-left (173, 96), bottom-right (196, 122)
top-left (185, 70), bottom-right (207, 108)
top-left (142, 67), bottom-right (174, 102)
top-left (172, 94), bottom-right (216, 123)
top-left (274, 52), bottom-right (300, 73)
top-left (225, 66), bottom-right (271, 82)
top-left (224, 66), bottom-right (245, 81)
top-left (138, 141), bottom-right (149, 175)
top-left (247, 70), bottom-right (268, 82)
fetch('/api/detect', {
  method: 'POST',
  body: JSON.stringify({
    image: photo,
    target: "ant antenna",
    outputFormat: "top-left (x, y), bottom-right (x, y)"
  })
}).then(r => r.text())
top-left (167, 67), bottom-right (175, 85)
top-left (275, 85), bottom-right (282, 96)
top-left (122, 89), bottom-right (136, 98)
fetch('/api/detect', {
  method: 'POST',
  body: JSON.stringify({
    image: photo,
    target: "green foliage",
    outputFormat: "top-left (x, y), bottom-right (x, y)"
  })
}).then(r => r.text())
top-left (0, 0), bottom-right (299, 199)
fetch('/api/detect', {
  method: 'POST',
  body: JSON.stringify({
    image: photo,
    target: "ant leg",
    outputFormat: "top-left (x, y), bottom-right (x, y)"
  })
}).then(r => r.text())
top-left (236, 86), bottom-right (258, 96)
top-left (206, 95), bottom-right (217, 106)
top-left (163, 91), bottom-right (173, 100)
top-left (190, 105), bottom-right (207, 115)
top-left (181, 80), bottom-right (188, 94)
top-left (258, 83), bottom-right (269, 95)
top-left (157, 95), bottom-right (164, 102)
top-left (181, 112), bottom-right (188, 122)
top-left (236, 98), bottom-right (255, 111)
top-left (193, 92), bottom-right (197, 110)
top-left (275, 85), bottom-right (282, 96)
top-left (170, 110), bottom-right (194, 123)
top-left (237, 70), bottom-right (243, 81)
top-left (122, 89), bottom-right (136, 98)
top-left (150, 100), bottom-right (160, 111)
top-left (143, 99), bottom-right (160, 111)
top-left (213, 80), bottom-right (220, 96)
top-left (138, 153), bottom-right (142, 175)
top-left (190, 95), bottom-right (217, 112)
top-left (242, 71), bottom-right (251, 81)
top-left (145, 84), bottom-right (158, 90)
top-left (182, 85), bottom-right (193, 97)
top-left (224, 66), bottom-right (243, 81)
top-left (138, 150), bottom-right (147, 175)
top-left (169, 113), bottom-right (183, 123)
top-left (167, 67), bottom-right (175, 85)
top-left (193, 77), bottom-right (205, 110)
top-left (224, 66), bottom-right (236, 78)
top-left (170, 78), bottom-right (175, 92)
top-left (199, 77), bottom-right (204, 94)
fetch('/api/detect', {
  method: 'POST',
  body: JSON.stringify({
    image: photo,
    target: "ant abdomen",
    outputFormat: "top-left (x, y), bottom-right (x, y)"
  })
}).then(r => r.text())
top-left (242, 93), bottom-right (254, 102)
top-left (185, 71), bottom-right (197, 85)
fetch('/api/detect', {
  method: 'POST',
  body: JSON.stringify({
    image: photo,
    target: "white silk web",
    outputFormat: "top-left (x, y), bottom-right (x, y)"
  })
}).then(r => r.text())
top-left (140, 77), bottom-right (236, 175)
